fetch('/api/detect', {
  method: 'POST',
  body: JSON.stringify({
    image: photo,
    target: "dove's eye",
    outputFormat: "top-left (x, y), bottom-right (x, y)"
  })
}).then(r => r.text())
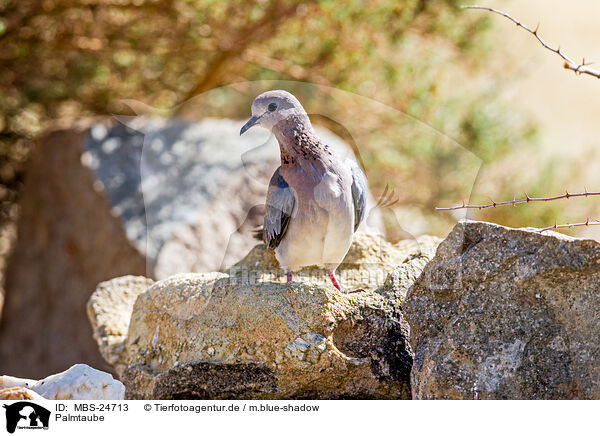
top-left (268, 103), bottom-right (277, 112)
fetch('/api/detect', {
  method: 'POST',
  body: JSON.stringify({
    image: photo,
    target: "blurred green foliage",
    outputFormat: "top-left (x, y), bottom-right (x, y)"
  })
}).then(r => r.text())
top-left (0, 0), bottom-right (544, 237)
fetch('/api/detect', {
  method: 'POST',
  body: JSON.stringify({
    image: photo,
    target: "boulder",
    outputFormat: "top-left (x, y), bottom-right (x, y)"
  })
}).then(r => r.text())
top-left (126, 275), bottom-right (410, 400)
top-left (0, 117), bottom-right (377, 378)
top-left (87, 276), bottom-right (155, 375)
top-left (1, 364), bottom-right (124, 400)
top-left (404, 220), bottom-right (600, 400)
top-left (88, 235), bottom-right (440, 399)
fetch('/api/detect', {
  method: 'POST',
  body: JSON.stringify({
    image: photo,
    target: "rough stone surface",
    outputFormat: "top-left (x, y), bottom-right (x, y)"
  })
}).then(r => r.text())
top-left (0, 118), bottom-right (376, 378)
top-left (404, 220), bottom-right (600, 400)
top-left (122, 274), bottom-right (411, 399)
top-left (87, 276), bottom-right (155, 375)
top-left (228, 232), bottom-right (440, 292)
top-left (1, 364), bottom-right (124, 400)
top-left (89, 235), bottom-right (440, 399)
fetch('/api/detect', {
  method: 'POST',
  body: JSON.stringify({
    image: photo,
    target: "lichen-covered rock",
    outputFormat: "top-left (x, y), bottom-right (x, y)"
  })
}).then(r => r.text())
top-left (228, 232), bottom-right (440, 292)
top-left (378, 236), bottom-right (440, 302)
top-left (85, 232), bottom-right (441, 399)
top-left (87, 275), bottom-right (155, 374)
top-left (1, 364), bottom-right (124, 400)
top-left (88, 235), bottom-right (440, 399)
top-left (121, 273), bottom-right (412, 399)
top-left (404, 220), bottom-right (600, 400)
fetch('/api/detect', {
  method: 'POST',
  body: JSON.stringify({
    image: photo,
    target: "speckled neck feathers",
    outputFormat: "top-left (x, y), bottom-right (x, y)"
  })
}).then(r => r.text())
top-left (272, 116), bottom-right (332, 166)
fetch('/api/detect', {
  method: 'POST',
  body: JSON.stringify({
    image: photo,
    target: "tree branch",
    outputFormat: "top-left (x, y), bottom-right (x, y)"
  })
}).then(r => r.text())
top-left (538, 218), bottom-right (600, 233)
top-left (242, 49), bottom-right (332, 86)
top-left (462, 5), bottom-right (600, 79)
top-left (436, 188), bottom-right (600, 211)
top-left (176, 1), bottom-right (300, 108)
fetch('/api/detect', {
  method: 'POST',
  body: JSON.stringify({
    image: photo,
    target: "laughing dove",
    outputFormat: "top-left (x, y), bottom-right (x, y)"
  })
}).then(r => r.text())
top-left (240, 90), bottom-right (367, 292)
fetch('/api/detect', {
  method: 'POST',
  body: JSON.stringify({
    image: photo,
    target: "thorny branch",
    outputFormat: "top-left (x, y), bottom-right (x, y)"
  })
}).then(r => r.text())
top-left (538, 218), bottom-right (600, 233)
top-left (437, 7), bottom-right (600, 233)
top-left (436, 188), bottom-right (600, 211)
top-left (462, 5), bottom-right (600, 79)
top-left (437, 189), bottom-right (600, 233)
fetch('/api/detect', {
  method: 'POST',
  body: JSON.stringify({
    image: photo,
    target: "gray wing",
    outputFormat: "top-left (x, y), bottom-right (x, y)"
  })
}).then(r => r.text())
top-left (349, 161), bottom-right (367, 232)
top-left (264, 167), bottom-right (295, 249)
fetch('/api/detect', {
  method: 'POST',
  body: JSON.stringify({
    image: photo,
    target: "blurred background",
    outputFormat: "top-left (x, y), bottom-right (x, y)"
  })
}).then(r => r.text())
top-left (0, 0), bottom-right (599, 377)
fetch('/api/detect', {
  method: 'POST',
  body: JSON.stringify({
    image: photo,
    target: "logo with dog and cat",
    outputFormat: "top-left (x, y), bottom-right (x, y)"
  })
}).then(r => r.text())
top-left (3, 402), bottom-right (50, 433)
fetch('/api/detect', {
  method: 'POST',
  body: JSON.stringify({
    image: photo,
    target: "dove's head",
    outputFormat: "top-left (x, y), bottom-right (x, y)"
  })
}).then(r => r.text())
top-left (240, 90), bottom-right (311, 135)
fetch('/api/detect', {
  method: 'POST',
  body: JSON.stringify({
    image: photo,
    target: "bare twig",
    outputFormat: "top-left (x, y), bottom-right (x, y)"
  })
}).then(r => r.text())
top-left (176, 0), bottom-right (299, 107)
top-left (436, 188), bottom-right (600, 211)
top-left (242, 49), bottom-right (333, 86)
top-left (538, 217), bottom-right (600, 233)
top-left (462, 5), bottom-right (600, 79)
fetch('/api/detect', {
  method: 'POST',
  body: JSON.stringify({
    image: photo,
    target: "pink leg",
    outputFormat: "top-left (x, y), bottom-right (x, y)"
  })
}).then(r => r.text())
top-left (286, 271), bottom-right (293, 282)
top-left (327, 270), bottom-right (342, 291)
top-left (328, 270), bottom-right (364, 293)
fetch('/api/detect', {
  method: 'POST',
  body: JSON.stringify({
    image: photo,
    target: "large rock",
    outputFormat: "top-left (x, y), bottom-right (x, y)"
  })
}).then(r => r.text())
top-left (88, 235), bottom-right (440, 399)
top-left (404, 220), bottom-right (600, 400)
top-left (123, 274), bottom-right (411, 399)
top-left (86, 276), bottom-right (155, 375)
top-left (0, 117), bottom-right (375, 378)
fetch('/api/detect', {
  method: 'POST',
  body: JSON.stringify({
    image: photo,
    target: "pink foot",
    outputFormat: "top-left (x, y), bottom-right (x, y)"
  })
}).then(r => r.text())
top-left (327, 270), bottom-right (342, 291)
top-left (328, 270), bottom-right (364, 293)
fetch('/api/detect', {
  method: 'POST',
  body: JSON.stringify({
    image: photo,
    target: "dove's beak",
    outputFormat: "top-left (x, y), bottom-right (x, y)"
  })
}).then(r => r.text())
top-left (240, 115), bottom-right (261, 135)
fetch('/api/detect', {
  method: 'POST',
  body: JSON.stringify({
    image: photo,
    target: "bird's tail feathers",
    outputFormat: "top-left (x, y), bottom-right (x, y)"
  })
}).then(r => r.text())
top-left (252, 226), bottom-right (264, 241)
